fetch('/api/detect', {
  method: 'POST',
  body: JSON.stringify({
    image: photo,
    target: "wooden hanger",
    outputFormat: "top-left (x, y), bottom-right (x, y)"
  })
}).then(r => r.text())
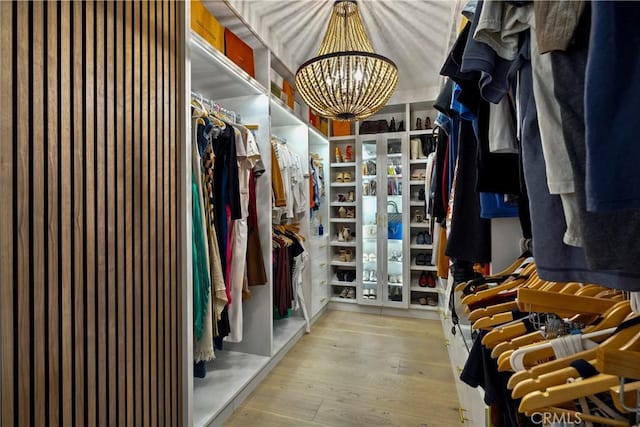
top-left (507, 318), bottom-right (640, 392)
top-left (609, 380), bottom-right (640, 413)
top-left (491, 330), bottom-right (546, 359)
top-left (518, 374), bottom-right (621, 414)
top-left (503, 302), bottom-right (633, 373)
top-left (454, 255), bottom-right (532, 293)
top-left (516, 288), bottom-right (619, 318)
top-left (461, 263), bottom-right (538, 307)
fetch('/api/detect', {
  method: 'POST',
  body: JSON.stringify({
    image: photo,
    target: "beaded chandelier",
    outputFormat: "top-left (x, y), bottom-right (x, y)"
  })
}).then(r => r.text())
top-left (295, 0), bottom-right (398, 121)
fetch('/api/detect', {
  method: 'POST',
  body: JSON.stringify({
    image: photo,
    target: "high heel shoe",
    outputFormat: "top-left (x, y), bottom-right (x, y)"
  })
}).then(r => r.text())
top-left (347, 190), bottom-right (355, 202)
top-left (416, 118), bottom-right (422, 130)
top-left (425, 116), bottom-right (432, 129)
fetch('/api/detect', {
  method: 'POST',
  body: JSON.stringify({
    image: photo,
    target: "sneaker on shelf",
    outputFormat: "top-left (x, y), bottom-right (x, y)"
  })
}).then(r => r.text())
top-left (363, 289), bottom-right (371, 299)
top-left (370, 270), bottom-right (377, 282)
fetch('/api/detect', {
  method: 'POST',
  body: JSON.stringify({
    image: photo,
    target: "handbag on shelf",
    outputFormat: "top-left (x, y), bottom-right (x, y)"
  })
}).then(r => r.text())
top-left (387, 201), bottom-right (403, 240)
top-left (359, 119), bottom-right (389, 135)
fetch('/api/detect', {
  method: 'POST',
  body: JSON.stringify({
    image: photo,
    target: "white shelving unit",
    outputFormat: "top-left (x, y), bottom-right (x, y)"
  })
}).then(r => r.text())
top-left (189, 11), bottom-right (331, 423)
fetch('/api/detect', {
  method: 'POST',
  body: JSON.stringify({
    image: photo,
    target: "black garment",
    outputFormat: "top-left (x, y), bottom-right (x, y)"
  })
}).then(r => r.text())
top-left (445, 120), bottom-right (492, 264)
top-left (433, 78), bottom-right (454, 115)
top-left (476, 101), bottom-right (521, 195)
top-left (432, 129), bottom-right (449, 222)
top-left (460, 330), bottom-right (530, 426)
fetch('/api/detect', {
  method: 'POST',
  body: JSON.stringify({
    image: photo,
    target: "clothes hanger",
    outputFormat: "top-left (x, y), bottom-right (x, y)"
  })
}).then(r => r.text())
top-left (461, 263), bottom-right (537, 307)
top-left (503, 327), bottom-right (617, 373)
top-left (508, 320), bottom-right (640, 394)
top-left (455, 255), bottom-right (533, 293)
top-left (518, 374), bottom-right (622, 415)
top-left (502, 302), bottom-right (633, 372)
top-left (491, 330), bottom-right (546, 359)
top-left (516, 288), bottom-right (620, 318)
top-left (480, 282), bottom-right (601, 348)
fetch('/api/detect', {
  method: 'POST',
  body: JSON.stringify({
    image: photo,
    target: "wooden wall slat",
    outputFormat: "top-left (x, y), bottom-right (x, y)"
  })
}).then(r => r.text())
top-left (141, 1), bottom-right (150, 425)
top-left (105, 1), bottom-right (118, 424)
top-left (46, 2), bottom-right (60, 425)
top-left (149, 1), bottom-right (158, 425)
top-left (124, 2), bottom-right (135, 425)
top-left (84, 1), bottom-right (97, 425)
top-left (72, 2), bottom-right (86, 424)
top-left (16, 2), bottom-right (31, 425)
top-left (31, 3), bottom-right (46, 426)
top-left (1, 2), bottom-right (183, 425)
top-left (132, 1), bottom-right (143, 425)
top-left (94, 1), bottom-right (108, 425)
top-left (0, 2), bottom-right (14, 426)
top-left (115, 2), bottom-right (127, 426)
top-left (59, 2), bottom-right (74, 424)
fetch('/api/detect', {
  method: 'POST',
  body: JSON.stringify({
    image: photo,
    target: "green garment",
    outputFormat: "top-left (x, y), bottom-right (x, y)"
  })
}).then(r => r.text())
top-left (192, 174), bottom-right (211, 341)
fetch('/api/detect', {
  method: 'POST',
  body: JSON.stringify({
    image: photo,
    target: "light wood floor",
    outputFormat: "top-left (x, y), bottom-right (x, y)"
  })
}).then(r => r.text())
top-left (224, 310), bottom-right (461, 427)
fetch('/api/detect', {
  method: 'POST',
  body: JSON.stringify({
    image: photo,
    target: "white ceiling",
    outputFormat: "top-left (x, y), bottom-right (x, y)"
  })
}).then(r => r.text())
top-left (204, 0), bottom-right (458, 104)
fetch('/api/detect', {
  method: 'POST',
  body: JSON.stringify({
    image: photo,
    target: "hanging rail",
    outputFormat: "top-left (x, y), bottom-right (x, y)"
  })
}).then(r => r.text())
top-left (190, 91), bottom-right (241, 124)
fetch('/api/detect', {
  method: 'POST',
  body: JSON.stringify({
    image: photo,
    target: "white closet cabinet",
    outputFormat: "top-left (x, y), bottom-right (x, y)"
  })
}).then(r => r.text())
top-left (188, 26), bottom-right (330, 426)
top-left (326, 102), bottom-right (443, 319)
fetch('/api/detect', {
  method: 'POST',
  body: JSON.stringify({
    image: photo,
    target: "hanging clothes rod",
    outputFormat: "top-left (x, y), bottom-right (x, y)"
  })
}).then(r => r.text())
top-left (190, 91), bottom-right (240, 124)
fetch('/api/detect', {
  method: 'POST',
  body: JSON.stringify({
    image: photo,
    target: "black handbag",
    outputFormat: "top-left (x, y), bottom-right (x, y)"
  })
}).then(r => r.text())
top-left (359, 119), bottom-right (389, 134)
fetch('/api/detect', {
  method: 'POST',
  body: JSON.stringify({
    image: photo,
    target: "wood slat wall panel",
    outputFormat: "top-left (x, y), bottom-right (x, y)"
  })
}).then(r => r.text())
top-left (72, 2), bottom-right (86, 425)
top-left (84, 2), bottom-right (97, 425)
top-left (31, 3), bottom-right (46, 427)
top-left (45, 3), bottom-right (60, 425)
top-left (0, 2), bottom-right (184, 426)
top-left (0, 2), bottom-right (14, 426)
top-left (115, 2), bottom-right (127, 426)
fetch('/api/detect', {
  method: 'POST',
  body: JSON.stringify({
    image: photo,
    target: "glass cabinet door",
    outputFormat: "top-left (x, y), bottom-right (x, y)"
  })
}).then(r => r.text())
top-left (385, 137), bottom-right (404, 305)
top-left (360, 138), bottom-right (379, 302)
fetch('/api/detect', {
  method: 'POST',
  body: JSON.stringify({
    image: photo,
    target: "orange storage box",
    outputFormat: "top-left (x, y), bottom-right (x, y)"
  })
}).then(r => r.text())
top-left (282, 80), bottom-right (295, 109)
top-left (332, 120), bottom-right (352, 136)
top-left (224, 28), bottom-right (255, 78)
top-left (191, 0), bottom-right (224, 52)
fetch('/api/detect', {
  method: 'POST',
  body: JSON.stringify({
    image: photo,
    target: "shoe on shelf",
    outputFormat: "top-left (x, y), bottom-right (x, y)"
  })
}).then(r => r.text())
top-left (398, 120), bottom-right (405, 132)
top-left (419, 272), bottom-right (428, 287)
top-left (416, 232), bottom-right (425, 245)
top-left (346, 208), bottom-right (355, 218)
top-left (369, 289), bottom-right (377, 299)
top-left (370, 270), bottom-right (377, 282)
top-left (336, 172), bottom-right (344, 183)
top-left (335, 147), bottom-right (343, 163)
top-left (363, 288), bottom-right (371, 299)
top-left (343, 172), bottom-right (352, 182)
top-left (427, 296), bottom-right (438, 306)
top-left (416, 253), bottom-right (427, 266)
top-left (339, 287), bottom-right (348, 298)
top-left (347, 191), bottom-right (355, 202)
top-left (424, 232), bottom-right (433, 245)
top-left (426, 272), bottom-right (436, 288)
top-left (344, 145), bottom-right (353, 162)
top-left (416, 118), bottom-right (422, 130)
top-left (347, 288), bottom-right (356, 299)
top-left (419, 297), bottom-right (428, 306)
top-left (368, 252), bottom-right (377, 262)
